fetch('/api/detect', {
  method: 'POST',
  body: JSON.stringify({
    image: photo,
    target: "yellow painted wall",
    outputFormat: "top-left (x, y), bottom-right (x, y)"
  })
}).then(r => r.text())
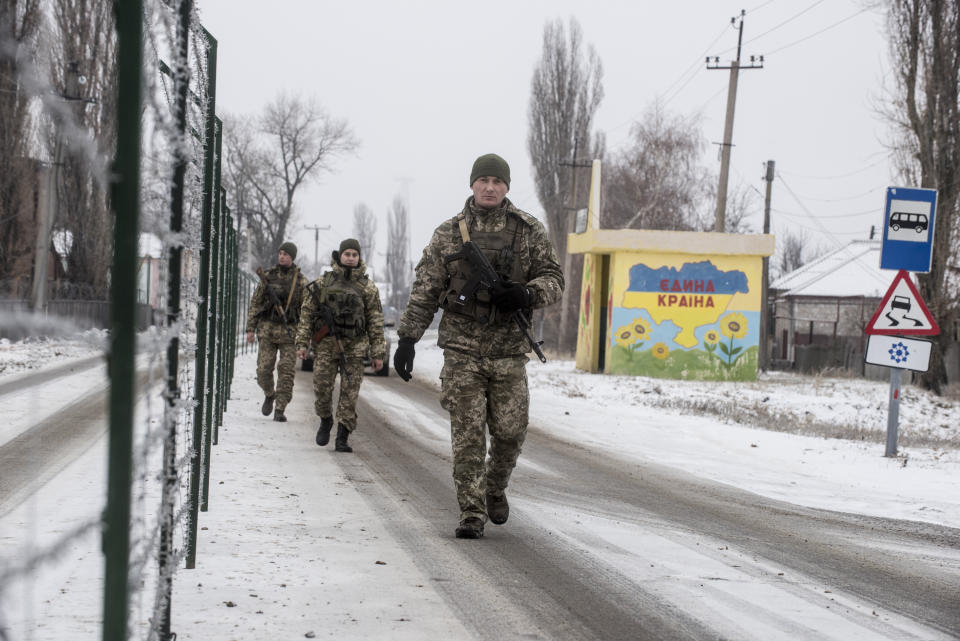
top-left (604, 250), bottom-right (765, 381)
top-left (575, 253), bottom-right (604, 372)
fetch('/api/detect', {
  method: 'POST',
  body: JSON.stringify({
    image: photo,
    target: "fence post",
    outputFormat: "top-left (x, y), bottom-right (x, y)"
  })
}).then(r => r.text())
top-left (157, 0), bottom-right (192, 635)
top-left (186, 26), bottom-right (216, 570)
top-left (103, 1), bottom-right (142, 639)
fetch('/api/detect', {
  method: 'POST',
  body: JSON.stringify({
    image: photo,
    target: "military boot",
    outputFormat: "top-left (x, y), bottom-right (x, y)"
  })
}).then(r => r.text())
top-left (261, 394), bottom-right (275, 416)
top-left (454, 517), bottom-right (484, 539)
top-left (334, 424), bottom-right (352, 453)
top-left (273, 408), bottom-right (287, 422)
top-left (315, 416), bottom-right (334, 446)
top-left (486, 491), bottom-right (509, 525)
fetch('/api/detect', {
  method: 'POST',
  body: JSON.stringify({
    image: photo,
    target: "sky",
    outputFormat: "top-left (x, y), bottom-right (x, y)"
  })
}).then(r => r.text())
top-left (1, 331), bottom-right (959, 639)
top-left (196, 0), bottom-right (895, 278)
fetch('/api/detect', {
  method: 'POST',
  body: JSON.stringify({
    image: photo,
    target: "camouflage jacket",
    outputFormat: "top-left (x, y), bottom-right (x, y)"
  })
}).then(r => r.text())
top-left (398, 196), bottom-right (564, 358)
top-left (295, 259), bottom-right (387, 360)
top-left (245, 264), bottom-right (308, 333)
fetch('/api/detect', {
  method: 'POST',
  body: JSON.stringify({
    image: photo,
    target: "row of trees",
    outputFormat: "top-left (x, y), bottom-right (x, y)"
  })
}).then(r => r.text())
top-left (526, 11), bottom-right (958, 392)
top-left (526, 18), bottom-right (762, 353)
top-left (0, 0), bottom-right (117, 298)
top-left (221, 95), bottom-right (412, 308)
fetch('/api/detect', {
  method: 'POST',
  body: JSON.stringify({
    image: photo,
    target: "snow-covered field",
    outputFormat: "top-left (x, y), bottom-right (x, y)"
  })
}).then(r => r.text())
top-left (1, 328), bottom-right (959, 640)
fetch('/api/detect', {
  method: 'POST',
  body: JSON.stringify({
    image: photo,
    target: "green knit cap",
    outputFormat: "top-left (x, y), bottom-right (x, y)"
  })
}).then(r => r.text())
top-left (339, 238), bottom-right (361, 257)
top-left (469, 153), bottom-right (510, 187)
top-left (278, 241), bottom-right (297, 260)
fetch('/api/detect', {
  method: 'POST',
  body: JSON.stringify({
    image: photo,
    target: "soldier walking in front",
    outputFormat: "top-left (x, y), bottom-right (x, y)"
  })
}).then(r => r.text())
top-left (393, 153), bottom-right (564, 539)
top-left (245, 242), bottom-right (308, 422)
top-left (296, 239), bottom-right (386, 453)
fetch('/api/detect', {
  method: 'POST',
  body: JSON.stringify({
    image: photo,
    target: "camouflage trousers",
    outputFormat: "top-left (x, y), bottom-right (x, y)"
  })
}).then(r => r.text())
top-left (312, 343), bottom-right (365, 431)
top-left (256, 322), bottom-right (297, 410)
top-left (439, 349), bottom-right (529, 523)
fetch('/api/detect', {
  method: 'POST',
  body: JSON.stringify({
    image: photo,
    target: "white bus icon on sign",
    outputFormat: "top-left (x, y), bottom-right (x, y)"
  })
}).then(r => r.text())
top-left (889, 212), bottom-right (928, 233)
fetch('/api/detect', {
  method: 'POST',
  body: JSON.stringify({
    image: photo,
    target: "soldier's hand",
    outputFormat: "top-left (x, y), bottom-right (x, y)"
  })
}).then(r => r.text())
top-left (246, 330), bottom-right (255, 344)
top-left (491, 280), bottom-right (530, 313)
top-left (393, 337), bottom-right (416, 382)
top-left (297, 348), bottom-right (307, 360)
top-left (372, 359), bottom-right (384, 371)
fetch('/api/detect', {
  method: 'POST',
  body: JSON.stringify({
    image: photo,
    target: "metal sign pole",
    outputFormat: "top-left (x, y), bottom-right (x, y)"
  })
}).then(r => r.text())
top-left (885, 367), bottom-right (903, 457)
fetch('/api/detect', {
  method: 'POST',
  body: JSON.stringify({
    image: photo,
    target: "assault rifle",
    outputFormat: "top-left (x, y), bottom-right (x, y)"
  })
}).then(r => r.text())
top-left (443, 241), bottom-right (547, 363)
top-left (255, 267), bottom-right (294, 342)
top-left (305, 281), bottom-right (351, 383)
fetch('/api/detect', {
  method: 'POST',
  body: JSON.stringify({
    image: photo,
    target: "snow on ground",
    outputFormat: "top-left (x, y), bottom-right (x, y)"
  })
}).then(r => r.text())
top-left (0, 330), bottom-right (107, 377)
top-left (1, 328), bottom-right (959, 640)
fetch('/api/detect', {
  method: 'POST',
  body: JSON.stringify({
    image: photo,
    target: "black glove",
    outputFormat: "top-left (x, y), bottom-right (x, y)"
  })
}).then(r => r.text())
top-left (393, 337), bottom-right (416, 381)
top-left (491, 280), bottom-right (530, 313)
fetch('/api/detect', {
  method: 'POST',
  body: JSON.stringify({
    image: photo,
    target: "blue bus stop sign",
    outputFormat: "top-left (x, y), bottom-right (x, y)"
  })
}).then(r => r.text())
top-left (880, 186), bottom-right (937, 272)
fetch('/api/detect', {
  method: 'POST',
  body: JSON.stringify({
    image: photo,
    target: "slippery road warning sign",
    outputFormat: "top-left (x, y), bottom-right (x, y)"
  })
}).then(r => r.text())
top-left (865, 270), bottom-right (940, 336)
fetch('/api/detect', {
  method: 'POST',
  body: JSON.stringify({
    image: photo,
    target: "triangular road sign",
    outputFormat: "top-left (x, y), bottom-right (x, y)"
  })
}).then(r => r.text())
top-left (865, 270), bottom-right (940, 336)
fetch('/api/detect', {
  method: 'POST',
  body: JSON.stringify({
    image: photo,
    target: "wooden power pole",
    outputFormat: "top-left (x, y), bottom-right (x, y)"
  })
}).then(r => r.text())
top-left (707, 10), bottom-right (763, 232)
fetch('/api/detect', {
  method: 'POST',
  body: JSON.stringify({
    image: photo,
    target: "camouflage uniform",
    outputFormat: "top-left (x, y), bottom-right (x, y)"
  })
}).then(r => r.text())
top-left (295, 259), bottom-right (386, 432)
top-left (398, 196), bottom-right (564, 523)
top-left (245, 264), bottom-right (308, 411)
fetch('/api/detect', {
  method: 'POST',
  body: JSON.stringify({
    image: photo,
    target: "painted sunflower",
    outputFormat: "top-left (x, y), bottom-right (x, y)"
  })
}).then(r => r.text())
top-left (651, 342), bottom-right (670, 360)
top-left (614, 325), bottom-right (635, 347)
top-left (703, 329), bottom-right (720, 345)
top-left (631, 317), bottom-right (651, 342)
top-left (719, 312), bottom-right (748, 339)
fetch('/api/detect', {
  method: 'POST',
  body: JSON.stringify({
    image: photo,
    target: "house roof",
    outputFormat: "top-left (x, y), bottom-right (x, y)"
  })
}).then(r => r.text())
top-left (770, 239), bottom-right (892, 298)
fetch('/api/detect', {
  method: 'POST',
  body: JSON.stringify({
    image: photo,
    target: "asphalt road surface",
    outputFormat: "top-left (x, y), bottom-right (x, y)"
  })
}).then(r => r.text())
top-left (4, 362), bottom-right (958, 640)
top-left (338, 373), bottom-right (960, 641)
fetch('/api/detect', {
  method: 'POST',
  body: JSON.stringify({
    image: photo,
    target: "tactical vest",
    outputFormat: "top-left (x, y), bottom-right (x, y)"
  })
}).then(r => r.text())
top-left (440, 212), bottom-right (526, 324)
top-left (261, 268), bottom-right (300, 323)
top-left (316, 271), bottom-right (367, 339)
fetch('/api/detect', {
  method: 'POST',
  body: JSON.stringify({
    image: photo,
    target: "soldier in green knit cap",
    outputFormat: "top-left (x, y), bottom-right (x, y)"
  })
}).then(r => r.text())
top-left (394, 153), bottom-right (564, 539)
top-left (295, 238), bottom-right (386, 453)
top-left (246, 242), bottom-right (308, 422)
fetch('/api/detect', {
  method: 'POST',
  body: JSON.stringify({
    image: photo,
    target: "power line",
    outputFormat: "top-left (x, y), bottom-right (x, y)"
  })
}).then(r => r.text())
top-left (775, 186), bottom-right (886, 203)
top-left (745, 0), bottom-right (828, 45)
top-left (764, 7), bottom-right (872, 56)
top-left (777, 156), bottom-right (888, 180)
top-left (773, 206), bottom-right (878, 219)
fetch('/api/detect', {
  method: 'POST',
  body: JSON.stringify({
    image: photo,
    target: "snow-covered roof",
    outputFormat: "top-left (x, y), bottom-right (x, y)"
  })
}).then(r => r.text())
top-left (770, 239), bottom-right (891, 298)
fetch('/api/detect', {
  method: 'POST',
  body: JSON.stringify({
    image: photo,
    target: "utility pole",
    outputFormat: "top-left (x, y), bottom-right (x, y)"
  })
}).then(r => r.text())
top-left (558, 139), bottom-right (593, 353)
top-left (304, 224), bottom-right (330, 267)
top-left (707, 10), bottom-right (763, 232)
top-left (760, 160), bottom-right (774, 371)
top-left (31, 61), bottom-right (87, 310)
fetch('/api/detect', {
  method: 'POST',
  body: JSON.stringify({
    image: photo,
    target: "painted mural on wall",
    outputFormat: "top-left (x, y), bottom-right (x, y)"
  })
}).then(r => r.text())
top-left (607, 256), bottom-right (762, 381)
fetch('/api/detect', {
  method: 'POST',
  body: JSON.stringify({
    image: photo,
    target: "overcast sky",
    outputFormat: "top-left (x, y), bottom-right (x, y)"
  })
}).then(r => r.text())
top-left (197, 0), bottom-right (892, 277)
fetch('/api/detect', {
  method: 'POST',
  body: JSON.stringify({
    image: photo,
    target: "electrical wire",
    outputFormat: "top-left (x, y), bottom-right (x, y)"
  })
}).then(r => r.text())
top-left (764, 7), bottom-right (873, 56)
top-left (777, 155), bottom-right (889, 180)
top-left (773, 206), bottom-right (879, 219)
top-left (745, 0), bottom-right (828, 45)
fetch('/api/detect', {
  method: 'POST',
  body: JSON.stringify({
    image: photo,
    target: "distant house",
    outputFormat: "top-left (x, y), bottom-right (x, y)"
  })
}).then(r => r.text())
top-left (769, 240), bottom-right (888, 372)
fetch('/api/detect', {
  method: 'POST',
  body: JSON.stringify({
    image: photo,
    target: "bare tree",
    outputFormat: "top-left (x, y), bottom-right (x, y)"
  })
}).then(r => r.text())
top-left (0, 0), bottom-right (42, 289)
top-left (229, 93), bottom-right (359, 267)
top-left (221, 113), bottom-right (269, 270)
top-left (385, 196), bottom-right (409, 310)
top-left (884, 0), bottom-right (960, 394)
top-left (527, 17), bottom-right (604, 351)
top-left (352, 202), bottom-right (377, 274)
top-left (49, 0), bottom-right (117, 297)
top-left (603, 102), bottom-right (710, 232)
top-left (772, 227), bottom-right (815, 280)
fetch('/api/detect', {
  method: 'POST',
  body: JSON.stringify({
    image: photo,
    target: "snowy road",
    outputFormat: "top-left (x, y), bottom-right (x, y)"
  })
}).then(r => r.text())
top-left (2, 346), bottom-right (959, 640)
top-left (352, 374), bottom-right (960, 640)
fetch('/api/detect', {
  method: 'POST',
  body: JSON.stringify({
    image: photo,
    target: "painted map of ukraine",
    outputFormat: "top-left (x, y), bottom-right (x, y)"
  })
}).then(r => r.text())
top-left (623, 261), bottom-right (749, 348)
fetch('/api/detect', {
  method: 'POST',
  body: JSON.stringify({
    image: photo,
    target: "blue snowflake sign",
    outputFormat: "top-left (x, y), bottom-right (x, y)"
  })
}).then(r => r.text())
top-left (865, 335), bottom-right (932, 372)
